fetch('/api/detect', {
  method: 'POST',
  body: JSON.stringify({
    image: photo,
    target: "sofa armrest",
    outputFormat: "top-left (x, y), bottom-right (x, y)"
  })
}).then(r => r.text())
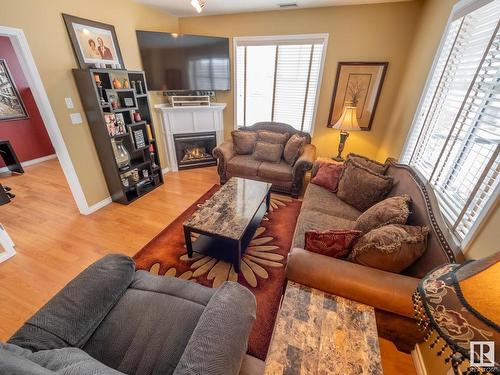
top-left (174, 282), bottom-right (256, 375)
top-left (9, 254), bottom-right (135, 351)
top-left (286, 248), bottom-right (419, 319)
top-left (213, 141), bottom-right (235, 180)
top-left (293, 144), bottom-right (316, 177)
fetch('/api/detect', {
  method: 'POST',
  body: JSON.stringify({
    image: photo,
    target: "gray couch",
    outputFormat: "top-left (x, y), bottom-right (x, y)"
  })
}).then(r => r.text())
top-left (213, 122), bottom-right (316, 198)
top-left (1, 254), bottom-right (256, 375)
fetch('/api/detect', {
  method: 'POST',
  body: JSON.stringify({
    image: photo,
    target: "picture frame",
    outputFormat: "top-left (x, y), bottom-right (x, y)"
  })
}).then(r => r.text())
top-left (104, 113), bottom-right (117, 137)
top-left (327, 62), bottom-right (388, 131)
top-left (0, 59), bottom-right (29, 121)
top-left (114, 113), bottom-right (126, 135)
top-left (62, 14), bottom-right (125, 69)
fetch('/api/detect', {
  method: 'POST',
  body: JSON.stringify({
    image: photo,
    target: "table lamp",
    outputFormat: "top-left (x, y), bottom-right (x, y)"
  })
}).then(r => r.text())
top-left (331, 103), bottom-right (361, 162)
top-left (413, 252), bottom-right (499, 374)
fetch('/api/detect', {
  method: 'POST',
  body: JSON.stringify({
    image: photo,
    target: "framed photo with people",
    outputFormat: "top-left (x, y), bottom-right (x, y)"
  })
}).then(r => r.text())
top-left (0, 59), bottom-right (28, 121)
top-left (62, 14), bottom-right (124, 69)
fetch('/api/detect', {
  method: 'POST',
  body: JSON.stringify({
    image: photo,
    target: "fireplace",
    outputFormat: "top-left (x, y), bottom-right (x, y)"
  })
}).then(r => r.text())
top-left (173, 132), bottom-right (217, 169)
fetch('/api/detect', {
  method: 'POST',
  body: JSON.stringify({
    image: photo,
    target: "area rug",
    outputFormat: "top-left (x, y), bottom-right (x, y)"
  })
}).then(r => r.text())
top-left (133, 185), bottom-right (302, 360)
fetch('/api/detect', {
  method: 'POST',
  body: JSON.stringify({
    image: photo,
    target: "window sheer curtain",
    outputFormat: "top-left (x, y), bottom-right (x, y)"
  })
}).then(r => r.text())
top-left (234, 35), bottom-right (327, 133)
top-left (402, 0), bottom-right (500, 245)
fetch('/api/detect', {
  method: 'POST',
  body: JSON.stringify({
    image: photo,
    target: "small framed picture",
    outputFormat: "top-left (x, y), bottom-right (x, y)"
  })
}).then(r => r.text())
top-left (0, 60), bottom-right (28, 121)
top-left (106, 89), bottom-right (120, 109)
top-left (115, 113), bottom-right (126, 135)
top-left (62, 14), bottom-right (124, 69)
top-left (123, 97), bottom-right (134, 107)
top-left (104, 113), bottom-right (117, 136)
top-left (133, 129), bottom-right (146, 149)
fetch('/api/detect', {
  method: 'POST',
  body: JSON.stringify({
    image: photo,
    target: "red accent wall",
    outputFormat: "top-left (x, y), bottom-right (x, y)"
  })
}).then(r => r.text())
top-left (0, 36), bottom-right (54, 167)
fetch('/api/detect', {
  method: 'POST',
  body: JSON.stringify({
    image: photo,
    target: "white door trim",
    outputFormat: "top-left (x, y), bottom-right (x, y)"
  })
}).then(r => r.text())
top-left (0, 26), bottom-right (93, 215)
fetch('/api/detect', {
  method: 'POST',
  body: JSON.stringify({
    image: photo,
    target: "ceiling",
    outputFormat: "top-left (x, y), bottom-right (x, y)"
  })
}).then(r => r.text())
top-left (136, 0), bottom-right (413, 17)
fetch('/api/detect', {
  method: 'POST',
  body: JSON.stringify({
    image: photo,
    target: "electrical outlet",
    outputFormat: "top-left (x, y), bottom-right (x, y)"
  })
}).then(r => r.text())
top-left (65, 97), bottom-right (74, 109)
top-left (70, 113), bottom-right (82, 125)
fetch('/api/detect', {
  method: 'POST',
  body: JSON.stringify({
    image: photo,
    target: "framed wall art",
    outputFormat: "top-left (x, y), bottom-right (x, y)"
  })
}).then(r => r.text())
top-left (0, 59), bottom-right (28, 121)
top-left (327, 62), bottom-right (388, 131)
top-left (62, 14), bottom-right (124, 69)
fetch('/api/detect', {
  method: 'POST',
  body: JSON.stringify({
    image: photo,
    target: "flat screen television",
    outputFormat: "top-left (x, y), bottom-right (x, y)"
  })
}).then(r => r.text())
top-left (136, 31), bottom-right (230, 91)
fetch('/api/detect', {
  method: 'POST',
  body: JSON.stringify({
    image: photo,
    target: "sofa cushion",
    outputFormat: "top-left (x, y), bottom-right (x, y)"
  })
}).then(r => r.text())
top-left (83, 272), bottom-right (215, 375)
top-left (283, 134), bottom-right (305, 165)
top-left (253, 142), bottom-right (283, 163)
top-left (310, 162), bottom-right (343, 193)
top-left (301, 183), bottom-right (362, 220)
top-left (355, 195), bottom-right (411, 234)
top-left (337, 159), bottom-right (393, 212)
top-left (349, 224), bottom-right (429, 273)
top-left (232, 130), bottom-right (258, 155)
top-left (304, 229), bottom-right (362, 259)
top-left (347, 153), bottom-right (388, 175)
top-left (257, 130), bottom-right (289, 145)
top-left (257, 161), bottom-right (293, 182)
top-left (292, 209), bottom-right (355, 249)
top-left (227, 155), bottom-right (261, 177)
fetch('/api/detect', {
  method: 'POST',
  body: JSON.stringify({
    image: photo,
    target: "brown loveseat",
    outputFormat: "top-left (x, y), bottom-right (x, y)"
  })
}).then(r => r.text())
top-left (212, 122), bottom-right (316, 197)
top-left (286, 158), bottom-right (465, 352)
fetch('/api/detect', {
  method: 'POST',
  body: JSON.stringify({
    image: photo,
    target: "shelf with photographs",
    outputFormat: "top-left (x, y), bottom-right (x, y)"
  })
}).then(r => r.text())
top-left (72, 68), bottom-right (163, 204)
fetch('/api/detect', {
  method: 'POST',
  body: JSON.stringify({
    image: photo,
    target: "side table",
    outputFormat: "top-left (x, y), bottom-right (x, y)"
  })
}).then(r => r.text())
top-left (264, 281), bottom-right (383, 374)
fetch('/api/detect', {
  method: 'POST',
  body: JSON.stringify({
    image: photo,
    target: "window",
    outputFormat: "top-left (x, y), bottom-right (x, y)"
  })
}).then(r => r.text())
top-left (234, 34), bottom-right (328, 133)
top-left (402, 0), bottom-right (500, 245)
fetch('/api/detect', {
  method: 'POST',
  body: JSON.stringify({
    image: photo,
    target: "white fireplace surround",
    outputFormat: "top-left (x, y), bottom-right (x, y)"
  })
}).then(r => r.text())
top-left (155, 103), bottom-right (226, 172)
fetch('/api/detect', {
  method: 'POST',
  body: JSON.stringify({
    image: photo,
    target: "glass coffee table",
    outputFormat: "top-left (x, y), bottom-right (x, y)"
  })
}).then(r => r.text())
top-left (183, 177), bottom-right (272, 273)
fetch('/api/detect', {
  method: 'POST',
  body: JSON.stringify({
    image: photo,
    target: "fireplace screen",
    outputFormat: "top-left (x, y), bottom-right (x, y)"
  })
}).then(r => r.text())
top-left (173, 132), bottom-right (217, 169)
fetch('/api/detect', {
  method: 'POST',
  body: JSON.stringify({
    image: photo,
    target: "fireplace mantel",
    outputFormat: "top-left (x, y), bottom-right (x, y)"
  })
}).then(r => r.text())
top-left (155, 103), bottom-right (226, 171)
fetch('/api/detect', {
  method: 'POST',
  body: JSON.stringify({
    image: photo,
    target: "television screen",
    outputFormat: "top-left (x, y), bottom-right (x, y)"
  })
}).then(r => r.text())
top-left (136, 31), bottom-right (230, 91)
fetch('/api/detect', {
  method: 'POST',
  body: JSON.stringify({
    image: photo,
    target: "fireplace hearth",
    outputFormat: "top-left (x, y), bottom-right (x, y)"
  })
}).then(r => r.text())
top-left (174, 132), bottom-right (217, 169)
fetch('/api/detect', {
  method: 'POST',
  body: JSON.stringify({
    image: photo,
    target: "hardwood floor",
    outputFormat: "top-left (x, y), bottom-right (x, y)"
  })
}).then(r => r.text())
top-left (0, 159), bottom-right (415, 374)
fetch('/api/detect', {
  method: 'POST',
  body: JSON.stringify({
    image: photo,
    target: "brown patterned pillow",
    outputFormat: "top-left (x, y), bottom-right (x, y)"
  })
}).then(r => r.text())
top-left (253, 141), bottom-right (283, 163)
top-left (347, 153), bottom-right (388, 175)
top-left (337, 159), bottom-right (393, 211)
top-left (349, 224), bottom-right (429, 273)
top-left (355, 195), bottom-right (411, 234)
top-left (232, 130), bottom-right (257, 155)
top-left (257, 130), bottom-right (289, 145)
top-left (283, 134), bottom-right (306, 165)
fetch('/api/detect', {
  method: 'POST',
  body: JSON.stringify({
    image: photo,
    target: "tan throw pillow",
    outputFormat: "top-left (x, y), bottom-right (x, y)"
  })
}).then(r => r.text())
top-left (257, 130), bottom-right (289, 145)
top-left (337, 159), bottom-right (393, 211)
top-left (283, 134), bottom-right (306, 165)
top-left (347, 153), bottom-right (388, 175)
top-left (355, 195), bottom-right (411, 234)
top-left (253, 141), bottom-right (283, 163)
top-left (232, 130), bottom-right (257, 155)
top-left (349, 224), bottom-right (429, 273)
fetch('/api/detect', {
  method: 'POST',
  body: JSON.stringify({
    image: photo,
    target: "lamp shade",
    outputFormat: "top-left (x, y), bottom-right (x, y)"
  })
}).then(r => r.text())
top-left (413, 252), bottom-right (500, 374)
top-left (332, 105), bottom-right (361, 131)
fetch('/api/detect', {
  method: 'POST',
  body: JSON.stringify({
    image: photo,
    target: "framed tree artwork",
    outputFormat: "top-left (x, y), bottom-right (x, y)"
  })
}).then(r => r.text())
top-left (62, 14), bottom-right (124, 69)
top-left (327, 62), bottom-right (388, 131)
top-left (0, 59), bottom-right (28, 121)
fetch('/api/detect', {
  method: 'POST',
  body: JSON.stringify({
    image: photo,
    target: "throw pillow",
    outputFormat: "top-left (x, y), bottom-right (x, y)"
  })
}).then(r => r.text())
top-left (355, 195), bottom-right (411, 233)
top-left (347, 153), bottom-right (388, 175)
top-left (349, 224), bottom-right (429, 273)
top-left (257, 130), bottom-right (289, 145)
top-left (253, 141), bottom-right (283, 163)
top-left (232, 130), bottom-right (257, 155)
top-left (310, 162), bottom-right (344, 192)
top-left (283, 133), bottom-right (306, 165)
top-left (337, 159), bottom-right (394, 211)
top-left (305, 229), bottom-right (362, 258)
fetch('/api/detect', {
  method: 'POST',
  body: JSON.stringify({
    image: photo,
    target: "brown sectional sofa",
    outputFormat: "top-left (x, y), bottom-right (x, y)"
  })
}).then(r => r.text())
top-left (212, 122), bottom-right (316, 198)
top-left (286, 158), bottom-right (465, 352)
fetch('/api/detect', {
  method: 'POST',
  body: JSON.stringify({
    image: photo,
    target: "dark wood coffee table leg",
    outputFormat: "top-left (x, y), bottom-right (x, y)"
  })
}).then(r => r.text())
top-left (184, 226), bottom-right (193, 258)
top-left (233, 240), bottom-right (241, 273)
top-left (266, 190), bottom-right (271, 211)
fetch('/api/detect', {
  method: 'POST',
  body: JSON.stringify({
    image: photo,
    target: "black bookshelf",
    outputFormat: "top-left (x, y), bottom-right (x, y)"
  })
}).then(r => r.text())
top-left (73, 68), bottom-right (163, 204)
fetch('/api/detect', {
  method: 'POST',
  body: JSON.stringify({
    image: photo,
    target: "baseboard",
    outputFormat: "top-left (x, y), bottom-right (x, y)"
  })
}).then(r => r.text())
top-left (80, 197), bottom-right (113, 215)
top-left (412, 345), bottom-right (428, 375)
top-left (162, 167), bottom-right (170, 175)
top-left (0, 154), bottom-right (57, 173)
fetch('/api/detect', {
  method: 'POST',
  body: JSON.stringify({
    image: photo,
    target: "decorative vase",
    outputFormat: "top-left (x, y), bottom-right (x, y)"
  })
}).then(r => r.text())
top-left (112, 78), bottom-right (122, 89)
top-left (123, 79), bottom-right (129, 88)
top-left (112, 139), bottom-right (130, 170)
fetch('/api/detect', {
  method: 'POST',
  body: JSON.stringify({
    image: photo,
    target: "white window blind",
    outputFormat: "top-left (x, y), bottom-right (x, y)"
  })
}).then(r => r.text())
top-left (235, 35), bottom-right (327, 133)
top-left (402, 0), bottom-right (500, 244)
